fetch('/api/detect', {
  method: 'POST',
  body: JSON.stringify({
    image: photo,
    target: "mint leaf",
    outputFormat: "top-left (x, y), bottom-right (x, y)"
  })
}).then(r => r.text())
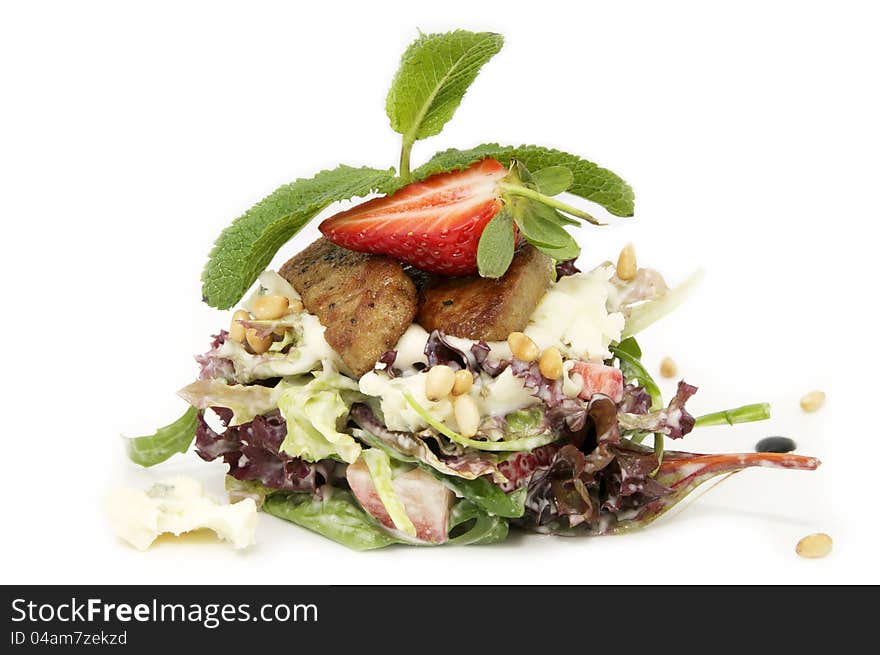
top-left (201, 165), bottom-right (396, 309)
top-left (477, 207), bottom-right (515, 278)
top-left (387, 30), bottom-right (503, 144)
top-left (125, 406), bottom-right (199, 467)
top-left (413, 144), bottom-right (635, 217)
top-left (532, 166), bottom-right (573, 196)
top-left (516, 205), bottom-right (581, 254)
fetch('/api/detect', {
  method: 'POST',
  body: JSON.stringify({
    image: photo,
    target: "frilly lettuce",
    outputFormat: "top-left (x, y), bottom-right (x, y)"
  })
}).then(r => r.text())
top-left (278, 367), bottom-right (364, 463)
top-left (178, 379), bottom-right (279, 426)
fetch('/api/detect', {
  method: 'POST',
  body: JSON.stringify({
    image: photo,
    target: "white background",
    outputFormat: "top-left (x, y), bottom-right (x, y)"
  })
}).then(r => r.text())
top-left (1, 1), bottom-right (874, 584)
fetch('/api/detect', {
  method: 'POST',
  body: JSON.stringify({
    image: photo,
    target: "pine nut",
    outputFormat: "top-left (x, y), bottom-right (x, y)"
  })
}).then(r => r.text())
top-left (454, 394), bottom-right (480, 437)
top-left (252, 294), bottom-right (289, 320)
top-left (508, 332), bottom-right (539, 362)
top-left (452, 369), bottom-right (474, 395)
top-left (660, 356), bottom-right (678, 378)
top-left (796, 533), bottom-right (832, 559)
top-left (229, 309), bottom-right (250, 343)
top-left (800, 390), bottom-right (825, 413)
top-left (539, 346), bottom-right (563, 380)
top-left (245, 328), bottom-right (272, 354)
top-left (425, 365), bottom-right (456, 400)
top-left (616, 243), bottom-right (637, 281)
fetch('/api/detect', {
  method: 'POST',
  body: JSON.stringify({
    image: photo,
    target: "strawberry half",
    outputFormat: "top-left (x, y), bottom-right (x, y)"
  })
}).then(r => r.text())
top-left (319, 158), bottom-right (508, 275)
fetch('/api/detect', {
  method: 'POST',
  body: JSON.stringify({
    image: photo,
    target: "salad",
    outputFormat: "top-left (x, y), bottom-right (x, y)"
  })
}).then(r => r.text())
top-left (121, 30), bottom-right (819, 550)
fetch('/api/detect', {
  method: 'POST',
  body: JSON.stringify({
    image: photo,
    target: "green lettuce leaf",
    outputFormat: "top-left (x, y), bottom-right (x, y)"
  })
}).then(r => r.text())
top-left (125, 406), bottom-right (199, 467)
top-left (201, 165), bottom-right (397, 309)
top-left (277, 368), bottom-right (363, 463)
top-left (413, 144), bottom-right (634, 217)
top-left (263, 488), bottom-right (401, 550)
top-left (447, 500), bottom-right (510, 545)
top-left (177, 379), bottom-right (279, 426)
top-left (361, 449), bottom-right (417, 537)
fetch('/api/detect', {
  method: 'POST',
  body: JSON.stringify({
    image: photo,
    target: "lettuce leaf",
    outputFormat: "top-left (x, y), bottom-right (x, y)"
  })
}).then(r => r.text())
top-left (263, 488), bottom-right (402, 551)
top-left (361, 449), bottom-right (417, 537)
top-left (178, 379), bottom-right (279, 426)
top-left (277, 368), bottom-right (363, 463)
top-left (125, 406), bottom-right (199, 467)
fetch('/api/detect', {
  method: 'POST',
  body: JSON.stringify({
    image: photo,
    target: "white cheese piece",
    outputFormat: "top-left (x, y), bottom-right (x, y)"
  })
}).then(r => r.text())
top-left (359, 370), bottom-right (454, 432)
top-left (107, 477), bottom-right (257, 551)
top-left (525, 265), bottom-right (625, 362)
top-left (475, 368), bottom-right (540, 417)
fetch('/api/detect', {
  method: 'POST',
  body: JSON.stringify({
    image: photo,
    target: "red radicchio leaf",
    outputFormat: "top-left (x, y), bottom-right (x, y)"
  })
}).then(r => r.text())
top-left (424, 329), bottom-right (470, 371)
top-left (195, 331), bottom-right (235, 381)
top-left (196, 409), bottom-right (328, 493)
top-left (617, 380), bottom-right (698, 439)
top-left (555, 259), bottom-right (581, 279)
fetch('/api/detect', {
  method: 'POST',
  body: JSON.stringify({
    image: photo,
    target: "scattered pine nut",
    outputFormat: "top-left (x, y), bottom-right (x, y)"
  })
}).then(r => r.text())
top-left (539, 347), bottom-right (563, 380)
top-left (660, 356), bottom-right (678, 378)
top-left (229, 309), bottom-right (250, 343)
top-left (508, 332), bottom-right (539, 362)
top-left (245, 328), bottom-right (272, 354)
top-left (425, 365), bottom-right (456, 400)
top-left (796, 533), bottom-right (832, 559)
top-left (252, 294), bottom-right (290, 320)
top-left (800, 390), bottom-right (826, 413)
top-left (616, 243), bottom-right (637, 281)
top-left (452, 369), bottom-right (473, 396)
top-left (453, 394), bottom-right (480, 437)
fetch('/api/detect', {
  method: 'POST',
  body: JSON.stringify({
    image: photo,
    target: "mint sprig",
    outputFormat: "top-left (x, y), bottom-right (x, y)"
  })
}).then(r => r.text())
top-left (386, 30), bottom-right (504, 181)
top-left (201, 165), bottom-right (396, 309)
top-left (476, 207), bottom-right (515, 278)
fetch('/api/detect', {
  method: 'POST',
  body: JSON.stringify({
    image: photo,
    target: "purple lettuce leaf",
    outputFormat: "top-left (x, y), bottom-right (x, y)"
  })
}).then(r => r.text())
top-left (196, 408), bottom-right (329, 493)
top-left (617, 380), bottom-right (698, 439)
top-left (195, 331), bottom-right (235, 381)
top-left (424, 329), bottom-right (470, 371)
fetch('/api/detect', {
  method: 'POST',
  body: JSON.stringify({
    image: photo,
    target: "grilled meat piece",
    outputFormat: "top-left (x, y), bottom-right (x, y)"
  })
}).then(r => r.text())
top-left (415, 244), bottom-right (553, 340)
top-left (279, 239), bottom-right (417, 376)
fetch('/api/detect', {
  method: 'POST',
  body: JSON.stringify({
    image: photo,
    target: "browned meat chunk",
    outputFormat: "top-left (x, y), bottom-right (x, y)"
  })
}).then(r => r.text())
top-left (415, 244), bottom-right (553, 340)
top-left (279, 239), bottom-right (417, 376)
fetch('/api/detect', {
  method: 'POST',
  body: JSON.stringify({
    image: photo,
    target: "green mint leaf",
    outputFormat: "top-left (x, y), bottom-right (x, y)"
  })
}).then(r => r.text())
top-left (531, 166), bottom-right (573, 195)
top-left (125, 406), bottom-right (199, 467)
top-left (477, 207), bottom-right (515, 278)
top-left (201, 165), bottom-right (396, 309)
top-left (386, 30), bottom-right (504, 145)
top-left (413, 143), bottom-right (634, 217)
top-left (513, 200), bottom-right (578, 248)
top-left (531, 237), bottom-right (581, 262)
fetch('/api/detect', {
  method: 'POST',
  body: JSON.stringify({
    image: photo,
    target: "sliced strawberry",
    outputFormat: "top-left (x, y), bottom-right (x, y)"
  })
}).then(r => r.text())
top-left (346, 459), bottom-right (452, 543)
top-left (319, 158), bottom-right (508, 276)
top-left (570, 361), bottom-right (624, 403)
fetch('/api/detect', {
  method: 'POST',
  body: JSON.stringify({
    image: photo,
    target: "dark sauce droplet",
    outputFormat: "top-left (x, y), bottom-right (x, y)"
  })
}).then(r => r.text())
top-left (755, 436), bottom-right (797, 453)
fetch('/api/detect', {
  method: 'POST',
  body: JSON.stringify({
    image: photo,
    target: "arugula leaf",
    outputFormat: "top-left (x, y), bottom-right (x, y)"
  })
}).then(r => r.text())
top-left (477, 207), bottom-right (515, 278)
top-left (611, 337), bottom-right (662, 409)
top-left (125, 406), bottom-right (199, 467)
top-left (201, 165), bottom-right (396, 309)
top-left (386, 31), bottom-right (504, 178)
top-left (433, 473), bottom-right (526, 519)
top-left (263, 487), bottom-right (401, 550)
top-left (413, 144), bottom-right (634, 217)
top-left (447, 500), bottom-right (509, 545)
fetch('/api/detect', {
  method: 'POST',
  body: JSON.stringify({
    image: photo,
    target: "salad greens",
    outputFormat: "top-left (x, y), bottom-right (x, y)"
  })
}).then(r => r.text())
top-left (126, 406), bottom-right (198, 467)
top-left (124, 28), bottom-right (821, 552)
top-left (277, 368), bottom-right (363, 464)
